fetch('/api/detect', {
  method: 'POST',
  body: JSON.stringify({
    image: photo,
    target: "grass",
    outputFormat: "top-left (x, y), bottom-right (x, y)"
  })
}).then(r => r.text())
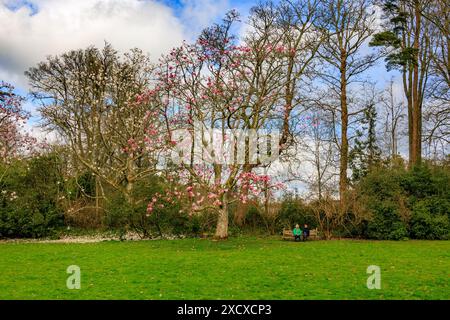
top-left (0, 237), bottom-right (449, 300)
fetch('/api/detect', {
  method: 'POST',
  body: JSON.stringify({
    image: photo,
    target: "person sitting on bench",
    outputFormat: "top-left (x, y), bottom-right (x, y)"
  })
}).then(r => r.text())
top-left (293, 224), bottom-right (302, 241)
top-left (302, 224), bottom-right (310, 241)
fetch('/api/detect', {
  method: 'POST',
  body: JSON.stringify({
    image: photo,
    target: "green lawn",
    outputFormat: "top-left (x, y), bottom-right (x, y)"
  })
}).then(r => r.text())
top-left (0, 237), bottom-right (448, 299)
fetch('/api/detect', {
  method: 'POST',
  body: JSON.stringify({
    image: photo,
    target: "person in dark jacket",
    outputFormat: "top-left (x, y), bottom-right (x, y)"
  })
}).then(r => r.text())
top-left (302, 224), bottom-right (310, 241)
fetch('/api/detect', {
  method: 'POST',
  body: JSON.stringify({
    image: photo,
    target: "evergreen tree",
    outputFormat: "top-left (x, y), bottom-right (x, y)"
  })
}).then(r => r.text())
top-left (349, 101), bottom-right (382, 182)
top-left (369, 0), bottom-right (417, 70)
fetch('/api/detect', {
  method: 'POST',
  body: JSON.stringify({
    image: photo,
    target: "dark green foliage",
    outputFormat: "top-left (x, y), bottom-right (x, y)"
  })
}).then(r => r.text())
top-left (369, 0), bottom-right (418, 71)
top-left (400, 165), bottom-right (449, 200)
top-left (370, 31), bottom-right (401, 48)
top-left (278, 195), bottom-right (316, 229)
top-left (349, 101), bottom-right (382, 182)
top-left (242, 205), bottom-right (266, 231)
top-left (75, 172), bottom-right (96, 198)
top-left (410, 200), bottom-right (450, 239)
top-left (105, 177), bottom-right (200, 238)
top-left (0, 154), bottom-right (64, 238)
top-left (357, 163), bottom-right (450, 240)
top-left (366, 201), bottom-right (409, 240)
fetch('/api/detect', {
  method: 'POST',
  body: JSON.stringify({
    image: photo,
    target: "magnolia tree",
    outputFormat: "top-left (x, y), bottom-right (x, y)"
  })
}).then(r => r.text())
top-left (27, 44), bottom-right (169, 206)
top-left (141, 11), bottom-right (286, 239)
top-left (0, 81), bottom-right (37, 208)
top-left (0, 81), bottom-right (36, 165)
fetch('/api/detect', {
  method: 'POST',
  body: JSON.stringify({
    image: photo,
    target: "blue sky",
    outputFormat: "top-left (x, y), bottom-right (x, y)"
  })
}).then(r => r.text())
top-left (159, 0), bottom-right (255, 14)
top-left (0, 0), bottom-right (255, 89)
top-left (3, 0), bottom-right (254, 16)
top-left (4, 0), bottom-right (38, 14)
top-left (0, 0), bottom-right (256, 122)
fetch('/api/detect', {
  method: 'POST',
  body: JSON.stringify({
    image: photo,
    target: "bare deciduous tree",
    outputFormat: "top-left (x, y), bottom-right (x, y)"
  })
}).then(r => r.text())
top-left (380, 79), bottom-right (406, 159)
top-left (318, 0), bottom-right (378, 209)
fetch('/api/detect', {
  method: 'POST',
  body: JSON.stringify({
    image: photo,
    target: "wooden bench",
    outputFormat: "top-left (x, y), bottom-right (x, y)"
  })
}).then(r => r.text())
top-left (282, 228), bottom-right (319, 241)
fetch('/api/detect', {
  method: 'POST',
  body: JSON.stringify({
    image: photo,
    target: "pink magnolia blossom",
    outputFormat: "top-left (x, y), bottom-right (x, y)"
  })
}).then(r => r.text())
top-left (0, 82), bottom-right (38, 162)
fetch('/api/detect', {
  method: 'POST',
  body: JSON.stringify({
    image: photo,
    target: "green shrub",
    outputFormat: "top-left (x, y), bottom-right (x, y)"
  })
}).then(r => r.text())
top-left (364, 200), bottom-right (408, 240)
top-left (278, 195), bottom-right (316, 230)
top-left (104, 177), bottom-right (202, 238)
top-left (357, 163), bottom-right (450, 240)
top-left (243, 205), bottom-right (266, 230)
top-left (410, 199), bottom-right (450, 240)
top-left (0, 154), bottom-right (64, 238)
top-left (400, 165), bottom-right (449, 200)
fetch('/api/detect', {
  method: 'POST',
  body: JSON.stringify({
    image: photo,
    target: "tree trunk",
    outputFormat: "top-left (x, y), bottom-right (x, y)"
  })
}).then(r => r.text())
top-left (125, 181), bottom-right (134, 205)
top-left (404, 67), bottom-right (414, 167)
top-left (339, 53), bottom-right (348, 211)
top-left (411, 0), bottom-right (422, 166)
top-left (315, 144), bottom-right (323, 201)
top-left (234, 189), bottom-right (248, 226)
top-left (214, 193), bottom-right (229, 240)
top-left (234, 166), bottom-right (251, 226)
top-left (95, 175), bottom-right (100, 217)
top-left (125, 157), bottom-right (135, 205)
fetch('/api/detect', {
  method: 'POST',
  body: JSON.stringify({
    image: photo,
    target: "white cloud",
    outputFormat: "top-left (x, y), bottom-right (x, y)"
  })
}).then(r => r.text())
top-left (0, 0), bottom-right (245, 89)
top-left (0, 0), bottom-right (186, 88)
top-left (22, 119), bottom-right (60, 144)
top-left (180, 0), bottom-right (230, 38)
top-left (0, 0), bottom-right (244, 141)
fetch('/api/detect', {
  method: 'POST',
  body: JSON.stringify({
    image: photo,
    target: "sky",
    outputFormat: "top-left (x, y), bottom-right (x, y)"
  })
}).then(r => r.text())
top-left (0, 0), bottom-right (256, 137)
top-left (1, 0), bottom-right (410, 193)
top-left (0, 0), bottom-right (255, 90)
top-left (1, 0), bottom-right (402, 112)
